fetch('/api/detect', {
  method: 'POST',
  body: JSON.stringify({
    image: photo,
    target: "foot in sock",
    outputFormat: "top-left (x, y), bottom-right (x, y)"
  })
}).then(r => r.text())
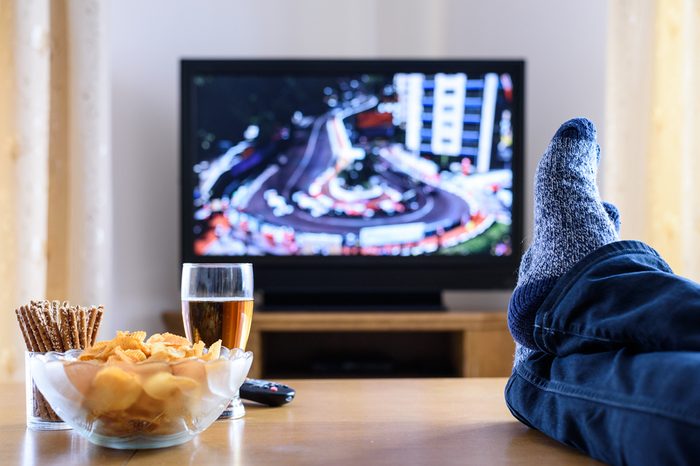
top-left (508, 118), bottom-right (620, 355)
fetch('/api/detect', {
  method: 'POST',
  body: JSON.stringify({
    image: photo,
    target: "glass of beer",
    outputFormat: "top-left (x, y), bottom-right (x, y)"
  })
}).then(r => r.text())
top-left (181, 263), bottom-right (254, 419)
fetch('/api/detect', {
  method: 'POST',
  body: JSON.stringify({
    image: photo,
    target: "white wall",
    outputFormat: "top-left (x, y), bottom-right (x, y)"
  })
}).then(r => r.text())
top-left (107, 0), bottom-right (608, 336)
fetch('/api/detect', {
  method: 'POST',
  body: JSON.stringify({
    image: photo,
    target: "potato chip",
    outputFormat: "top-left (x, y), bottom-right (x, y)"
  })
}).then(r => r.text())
top-left (142, 372), bottom-right (199, 400)
top-left (79, 340), bottom-right (111, 361)
top-left (64, 361), bottom-right (100, 396)
top-left (111, 347), bottom-right (148, 363)
top-left (126, 360), bottom-right (171, 380)
top-left (86, 366), bottom-right (142, 414)
top-left (128, 331), bottom-right (147, 342)
top-left (79, 331), bottom-right (223, 363)
top-left (80, 331), bottom-right (152, 362)
top-left (113, 331), bottom-right (150, 354)
top-left (111, 347), bottom-right (131, 363)
top-left (124, 349), bottom-right (147, 362)
top-left (146, 332), bottom-right (190, 347)
top-left (171, 359), bottom-right (206, 386)
top-left (192, 340), bottom-right (205, 358)
top-left (203, 340), bottom-right (222, 361)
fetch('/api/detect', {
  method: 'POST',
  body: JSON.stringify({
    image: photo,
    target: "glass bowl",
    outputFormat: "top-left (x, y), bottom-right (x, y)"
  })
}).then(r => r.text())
top-left (29, 347), bottom-right (253, 449)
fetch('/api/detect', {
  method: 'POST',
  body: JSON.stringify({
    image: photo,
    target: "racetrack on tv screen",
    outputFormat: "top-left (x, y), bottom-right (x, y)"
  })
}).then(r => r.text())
top-left (190, 72), bottom-right (515, 257)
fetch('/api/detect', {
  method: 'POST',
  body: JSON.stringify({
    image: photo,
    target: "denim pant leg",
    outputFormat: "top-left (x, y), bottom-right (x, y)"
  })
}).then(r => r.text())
top-left (507, 350), bottom-right (700, 465)
top-left (535, 241), bottom-right (700, 355)
top-left (505, 241), bottom-right (700, 465)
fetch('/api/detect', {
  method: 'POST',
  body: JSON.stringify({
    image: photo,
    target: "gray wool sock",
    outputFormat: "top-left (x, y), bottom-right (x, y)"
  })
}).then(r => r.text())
top-left (508, 118), bottom-right (620, 365)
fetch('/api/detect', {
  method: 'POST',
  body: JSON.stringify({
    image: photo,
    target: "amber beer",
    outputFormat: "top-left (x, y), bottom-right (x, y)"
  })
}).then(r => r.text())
top-left (182, 298), bottom-right (254, 350)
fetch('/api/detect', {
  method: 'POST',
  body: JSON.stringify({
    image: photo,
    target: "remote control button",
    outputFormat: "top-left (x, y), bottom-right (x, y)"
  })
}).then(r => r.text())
top-left (270, 386), bottom-right (278, 392)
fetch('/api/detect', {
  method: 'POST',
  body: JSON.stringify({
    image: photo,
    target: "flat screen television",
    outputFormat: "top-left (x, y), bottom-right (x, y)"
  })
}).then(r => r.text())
top-left (181, 59), bottom-right (524, 309)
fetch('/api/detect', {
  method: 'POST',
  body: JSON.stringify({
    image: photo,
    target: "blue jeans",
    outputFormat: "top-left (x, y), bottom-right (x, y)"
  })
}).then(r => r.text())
top-left (505, 241), bottom-right (700, 466)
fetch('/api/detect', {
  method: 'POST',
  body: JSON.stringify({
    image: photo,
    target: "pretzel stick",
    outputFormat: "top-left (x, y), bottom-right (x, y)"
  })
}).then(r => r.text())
top-left (58, 307), bottom-right (73, 350)
top-left (86, 307), bottom-right (98, 347)
top-left (16, 307), bottom-right (41, 418)
top-left (79, 308), bottom-right (88, 349)
top-left (42, 308), bottom-right (63, 352)
top-left (34, 310), bottom-right (52, 352)
top-left (25, 309), bottom-right (48, 352)
top-left (33, 302), bottom-right (57, 418)
top-left (30, 300), bottom-right (42, 312)
top-left (91, 308), bottom-right (104, 345)
top-left (22, 302), bottom-right (54, 419)
top-left (15, 310), bottom-right (33, 350)
top-left (69, 309), bottom-right (81, 349)
top-left (15, 306), bottom-right (48, 426)
top-left (16, 309), bottom-right (37, 351)
top-left (51, 301), bottom-right (61, 328)
top-left (32, 386), bottom-right (49, 419)
top-left (22, 307), bottom-right (40, 351)
top-left (22, 307), bottom-right (42, 351)
top-left (28, 302), bottom-right (48, 348)
top-left (34, 387), bottom-right (54, 420)
top-left (43, 399), bottom-right (60, 421)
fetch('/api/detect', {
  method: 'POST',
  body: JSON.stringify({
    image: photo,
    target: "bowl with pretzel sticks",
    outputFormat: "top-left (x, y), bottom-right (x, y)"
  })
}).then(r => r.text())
top-left (16, 300), bottom-right (105, 429)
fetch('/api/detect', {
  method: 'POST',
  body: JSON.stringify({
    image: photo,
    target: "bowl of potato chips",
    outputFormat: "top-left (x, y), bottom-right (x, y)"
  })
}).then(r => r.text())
top-left (29, 331), bottom-right (253, 449)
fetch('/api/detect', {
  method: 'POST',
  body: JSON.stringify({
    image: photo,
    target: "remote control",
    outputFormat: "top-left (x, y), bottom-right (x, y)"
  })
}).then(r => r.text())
top-left (240, 379), bottom-right (295, 407)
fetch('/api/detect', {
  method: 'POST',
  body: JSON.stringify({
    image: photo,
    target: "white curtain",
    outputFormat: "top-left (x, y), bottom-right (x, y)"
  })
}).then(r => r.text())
top-left (0, 0), bottom-right (111, 379)
top-left (605, 0), bottom-right (700, 281)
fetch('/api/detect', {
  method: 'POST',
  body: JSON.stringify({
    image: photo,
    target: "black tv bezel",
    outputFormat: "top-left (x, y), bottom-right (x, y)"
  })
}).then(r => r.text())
top-left (180, 59), bottom-right (525, 294)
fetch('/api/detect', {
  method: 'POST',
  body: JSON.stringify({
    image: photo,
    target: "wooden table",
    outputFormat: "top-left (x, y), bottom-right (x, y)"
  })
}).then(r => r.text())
top-left (0, 379), bottom-right (600, 465)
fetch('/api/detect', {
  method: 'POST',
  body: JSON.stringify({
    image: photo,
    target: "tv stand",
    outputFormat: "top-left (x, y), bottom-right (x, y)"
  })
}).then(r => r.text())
top-left (246, 310), bottom-right (514, 379)
top-left (260, 291), bottom-right (445, 311)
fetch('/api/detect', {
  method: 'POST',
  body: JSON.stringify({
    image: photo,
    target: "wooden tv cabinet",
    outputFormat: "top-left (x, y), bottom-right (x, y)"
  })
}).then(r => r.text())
top-left (246, 310), bottom-right (514, 378)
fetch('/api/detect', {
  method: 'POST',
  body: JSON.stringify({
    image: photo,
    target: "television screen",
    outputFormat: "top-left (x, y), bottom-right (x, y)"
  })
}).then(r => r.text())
top-left (181, 60), bottom-right (523, 300)
top-left (186, 65), bottom-right (517, 259)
